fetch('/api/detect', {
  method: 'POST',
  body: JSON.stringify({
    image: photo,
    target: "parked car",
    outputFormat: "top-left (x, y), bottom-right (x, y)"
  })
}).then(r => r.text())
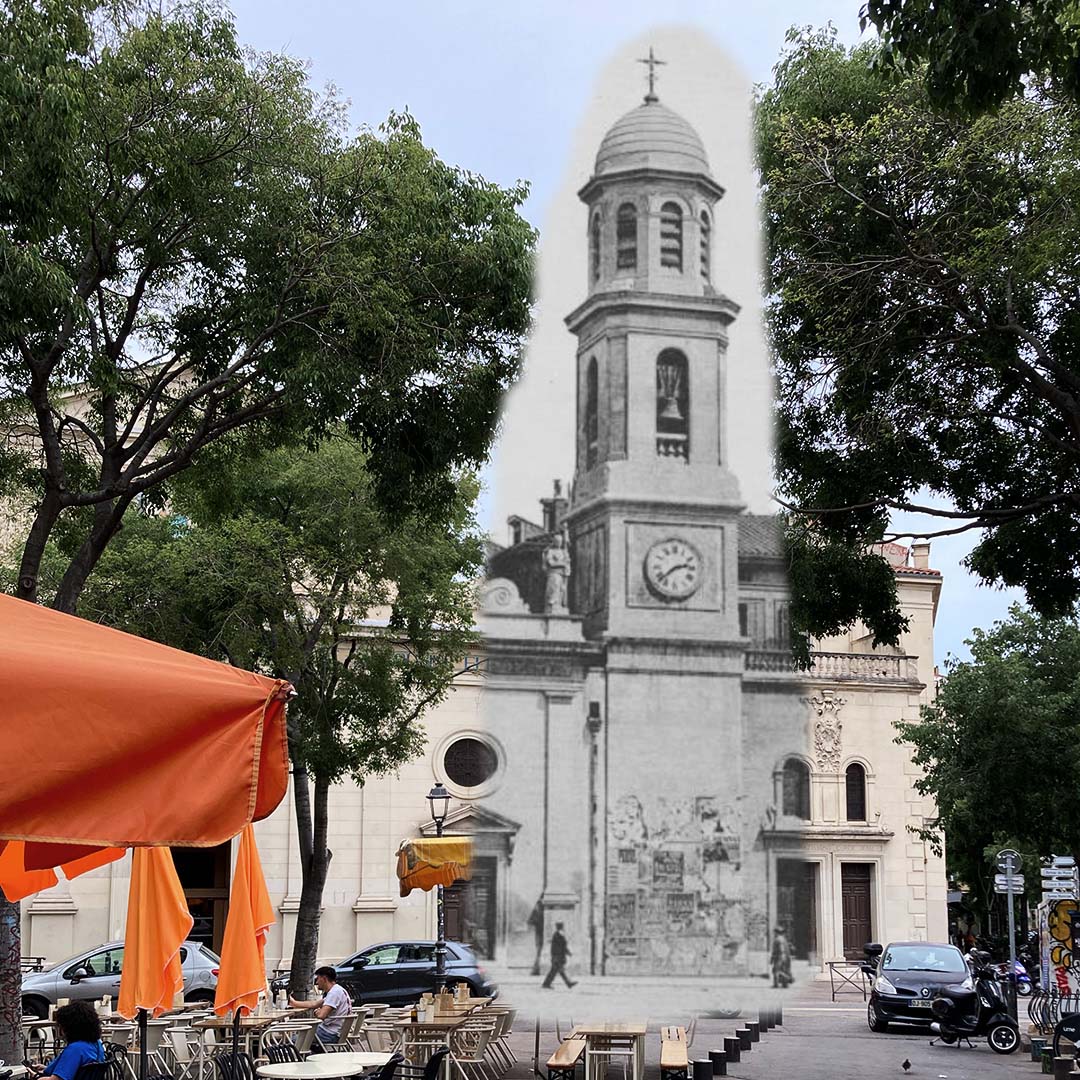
top-left (271, 940), bottom-right (496, 1006)
top-left (21, 940), bottom-right (220, 1017)
top-left (864, 941), bottom-right (974, 1033)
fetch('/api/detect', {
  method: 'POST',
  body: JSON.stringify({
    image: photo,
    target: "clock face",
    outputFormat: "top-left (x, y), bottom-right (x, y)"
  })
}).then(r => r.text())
top-left (644, 537), bottom-right (702, 600)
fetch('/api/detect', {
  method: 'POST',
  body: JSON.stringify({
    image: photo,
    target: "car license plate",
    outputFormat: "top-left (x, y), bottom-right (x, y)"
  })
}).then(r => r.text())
top-left (910, 999), bottom-right (932, 1009)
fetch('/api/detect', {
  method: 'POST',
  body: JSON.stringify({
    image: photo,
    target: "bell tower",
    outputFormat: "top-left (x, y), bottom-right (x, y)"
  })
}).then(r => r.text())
top-left (565, 69), bottom-right (744, 642)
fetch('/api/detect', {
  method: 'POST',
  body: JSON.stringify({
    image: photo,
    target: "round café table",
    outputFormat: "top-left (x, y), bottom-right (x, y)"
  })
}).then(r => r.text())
top-left (256, 1053), bottom-right (391, 1080)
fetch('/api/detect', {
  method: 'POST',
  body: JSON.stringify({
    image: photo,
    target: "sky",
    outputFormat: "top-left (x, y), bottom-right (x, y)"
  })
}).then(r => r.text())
top-left (223, 0), bottom-right (1022, 665)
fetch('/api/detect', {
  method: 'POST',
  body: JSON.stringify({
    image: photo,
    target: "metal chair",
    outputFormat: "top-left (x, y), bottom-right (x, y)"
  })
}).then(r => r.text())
top-left (213, 1052), bottom-right (257, 1080)
top-left (163, 1029), bottom-right (203, 1080)
top-left (394, 1047), bottom-right (451, 1080)
top-left (316, 1013), bottom-right (356, 1053)
top-left (264, 1043), bottom-right (303, 1065)
top-left (73, 1065), bottom-right (109, 1080)
top-left (448, 1018), bottom-right (496, 1080)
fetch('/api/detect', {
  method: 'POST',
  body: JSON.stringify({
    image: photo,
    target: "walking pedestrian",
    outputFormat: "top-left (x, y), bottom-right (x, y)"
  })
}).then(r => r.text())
top-left (541, 921), bottom-right (577, 988)
top-left (771, 924), bottom-right (793, 989)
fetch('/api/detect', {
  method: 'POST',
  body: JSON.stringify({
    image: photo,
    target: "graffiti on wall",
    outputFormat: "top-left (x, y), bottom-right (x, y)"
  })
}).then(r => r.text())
top-left (605, 793), bottom-right (750, 972)
top-left (1046, 898), bottom-right (1078, 992)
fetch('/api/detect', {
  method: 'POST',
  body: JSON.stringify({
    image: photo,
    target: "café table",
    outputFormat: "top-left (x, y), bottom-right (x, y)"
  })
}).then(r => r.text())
top-left (256, 1053), bottom-right (391, 1080)
top-left (571, 1022), bottom-right (648, 1080)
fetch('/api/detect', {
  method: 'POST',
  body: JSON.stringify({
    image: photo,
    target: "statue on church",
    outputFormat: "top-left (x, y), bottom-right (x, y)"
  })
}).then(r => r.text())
top-left (542, 530), bottom-right (571, 614)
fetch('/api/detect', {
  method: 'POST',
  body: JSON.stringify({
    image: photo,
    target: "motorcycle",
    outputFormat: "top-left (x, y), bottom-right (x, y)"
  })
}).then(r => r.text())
top-left (995, 958), bottom-right (1033, 997)
top-left (929, 950), bottom-right (1020, 1055)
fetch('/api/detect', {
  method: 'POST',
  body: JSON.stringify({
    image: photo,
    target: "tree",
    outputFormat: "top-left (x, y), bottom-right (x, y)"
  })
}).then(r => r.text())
top-left (1, 0), bottom-right (533, 612)
top-left (757, 29), bottom-right (1080, 659)
top-left (0, 0), bottom-right (532, 1057)
top-left (860, 0), bottom-right (1080, 112)
top-left (895, 606), bottom-right (1080, 925)
top-left (77, 436), bottom-right (484, 996)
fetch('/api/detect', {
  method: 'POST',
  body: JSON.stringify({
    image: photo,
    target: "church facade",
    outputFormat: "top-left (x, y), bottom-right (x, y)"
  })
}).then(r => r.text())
top-left (17, 84), bottom-right (948, 987)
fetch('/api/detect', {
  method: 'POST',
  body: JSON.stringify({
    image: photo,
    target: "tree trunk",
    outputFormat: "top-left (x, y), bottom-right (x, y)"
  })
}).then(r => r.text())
top-left (288, 770), bottom-right (332, 999)
top-left (0, 894), bottom-right (21, 1063)
top-left (14, 490), bottom-right (64, 602)
top-left (53, 496), bottom-right (131, 613)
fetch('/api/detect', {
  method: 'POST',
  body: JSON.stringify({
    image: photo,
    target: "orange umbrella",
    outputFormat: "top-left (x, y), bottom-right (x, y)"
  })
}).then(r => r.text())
top-left (213, 824), bottom-right (275, 1017)
top-left (0, 841), bottom-right (124, 901)
top-left (0, 595), bottom-right (291, 890)
top-left (116, 847), bottom-right (194, 1020)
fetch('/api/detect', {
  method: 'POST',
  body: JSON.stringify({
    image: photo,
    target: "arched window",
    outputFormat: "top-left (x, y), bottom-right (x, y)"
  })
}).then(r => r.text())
top-left (590, 212), bottom-right (601, 283)
top-left (846, 763), bottom-right (867, 821)
top-left (584, 356), bottom-right (599, 469)
top-left (616, 203), bottom-right (637, 270)
top-left (660, 202), bottom-right (683, 270)
top-left (656, 348), bottom-right (689, 460)
top-left (782, 758), bottom-right (811, 820)
top-left (700, 210), bottom-right (711, 281)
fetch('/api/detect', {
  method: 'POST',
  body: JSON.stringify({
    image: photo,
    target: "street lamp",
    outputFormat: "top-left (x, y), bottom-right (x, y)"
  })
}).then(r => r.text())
top-left (427, 782), bottom-right (451, 992)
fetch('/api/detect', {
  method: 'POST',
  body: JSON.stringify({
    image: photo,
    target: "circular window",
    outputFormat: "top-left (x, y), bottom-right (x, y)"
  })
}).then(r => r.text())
top-left (443, 737), bottom-right (499, 790)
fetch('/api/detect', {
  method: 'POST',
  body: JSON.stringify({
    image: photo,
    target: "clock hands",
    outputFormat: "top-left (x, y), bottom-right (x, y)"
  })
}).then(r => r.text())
top-left (657, 561), bottom-right (696, 584)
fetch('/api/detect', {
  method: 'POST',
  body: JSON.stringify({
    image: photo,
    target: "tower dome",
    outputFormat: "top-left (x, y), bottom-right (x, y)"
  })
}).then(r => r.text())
top-left (594, 99), bottom-right (710, 178)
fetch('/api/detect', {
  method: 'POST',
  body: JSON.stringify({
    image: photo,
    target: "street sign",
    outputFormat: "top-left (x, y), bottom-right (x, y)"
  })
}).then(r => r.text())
top-left (995, 883), bottom-right (1024, 894)
top-left (1043, 890), bottom-right (1075, 900)
top-left (1042, 868), bottom-right (1074, 880)
top-left (1052, 856), bottom-right (1076, 868)
top-left (995, 874), bottom-right (1024, 887)
top-left (997, 849), bottom-right (1022, 873)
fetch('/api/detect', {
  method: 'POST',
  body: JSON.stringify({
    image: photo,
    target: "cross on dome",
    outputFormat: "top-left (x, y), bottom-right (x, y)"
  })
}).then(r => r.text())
top-left (637, 46), bottom-right (666, 103)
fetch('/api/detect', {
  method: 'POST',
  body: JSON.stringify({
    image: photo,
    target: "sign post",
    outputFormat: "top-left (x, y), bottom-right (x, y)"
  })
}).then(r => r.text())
top-left (996, 849), bottom-right (1022, 1019)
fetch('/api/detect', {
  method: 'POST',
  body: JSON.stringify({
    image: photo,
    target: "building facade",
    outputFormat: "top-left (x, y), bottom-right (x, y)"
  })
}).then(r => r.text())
top-left (17, 87), bottom-right (947, 985)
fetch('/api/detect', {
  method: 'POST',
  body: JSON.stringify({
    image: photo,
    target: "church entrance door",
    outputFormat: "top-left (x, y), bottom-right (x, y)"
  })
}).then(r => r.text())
top-left (841, 863), bottom-right (873, 959)
top-left (444, 856), bottom-right (497, 960)
top-left (776, 859), bottom-right (818, 963)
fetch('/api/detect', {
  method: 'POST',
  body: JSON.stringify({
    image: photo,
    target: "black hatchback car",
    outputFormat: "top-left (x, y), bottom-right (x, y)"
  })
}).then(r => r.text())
top-left (274, 941), bottom-right (496, 1006)
top-left (865, 941), bottom-right (974, 1032)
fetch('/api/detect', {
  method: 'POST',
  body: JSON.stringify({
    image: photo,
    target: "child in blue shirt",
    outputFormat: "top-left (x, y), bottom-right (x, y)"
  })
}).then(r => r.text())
top-left (31, 1002), bottom-right (105, 1080)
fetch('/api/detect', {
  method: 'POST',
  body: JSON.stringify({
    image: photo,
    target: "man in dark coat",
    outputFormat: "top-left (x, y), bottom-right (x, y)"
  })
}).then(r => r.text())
top-left (541, 921), bottom-right (577, 988)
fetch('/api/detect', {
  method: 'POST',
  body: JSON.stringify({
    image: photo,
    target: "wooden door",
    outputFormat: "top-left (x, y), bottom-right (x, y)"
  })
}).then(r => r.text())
top-left (841, 863), bottom-right (873, 959)
top-left (173, 842), bottom-right (231, 954)
top-left (444, 856), bottom-right (497, 960)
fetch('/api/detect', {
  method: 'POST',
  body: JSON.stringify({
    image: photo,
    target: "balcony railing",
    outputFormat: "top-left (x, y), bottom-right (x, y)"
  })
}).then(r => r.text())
top-left (745, 649), bottom-right (921, 683)
top-left (656, 433), bottom-right (689, 460)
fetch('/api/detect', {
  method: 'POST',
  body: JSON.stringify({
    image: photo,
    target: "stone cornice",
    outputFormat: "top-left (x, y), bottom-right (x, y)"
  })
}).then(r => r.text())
top-left (565, 289), bottom-right (739, 335)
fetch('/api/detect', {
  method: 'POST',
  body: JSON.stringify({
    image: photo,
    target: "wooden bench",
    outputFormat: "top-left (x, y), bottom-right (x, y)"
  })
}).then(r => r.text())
top-left (547, 1036), bottom-right (586, 1079)
top-left (660, 1026), bottom-right (689, 1080)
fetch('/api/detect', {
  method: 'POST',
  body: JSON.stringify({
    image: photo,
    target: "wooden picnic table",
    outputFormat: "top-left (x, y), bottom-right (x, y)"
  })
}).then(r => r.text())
top-left (571, 1022), bottom-right (648, 1080)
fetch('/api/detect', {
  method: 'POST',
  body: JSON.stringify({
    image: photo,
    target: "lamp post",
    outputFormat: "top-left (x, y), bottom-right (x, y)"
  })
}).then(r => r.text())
top-left (427, 781), bottom-right (451, 992)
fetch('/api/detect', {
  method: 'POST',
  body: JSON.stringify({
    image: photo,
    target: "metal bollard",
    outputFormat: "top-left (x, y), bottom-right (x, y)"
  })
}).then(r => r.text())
top-left (1053, 1057), bottom-right (1075, 1080)
top-left (723, 1037), bottom-right (740, 1064)
top-left (708, 1050), bottom-right (727, 1076)
top-left (747, 1021), bottom-right (760, 1042)
top-left (1032, 1038), bottom-right (1047, 1062)
top-left (1042, 1047), bottom-right (1054, 1074)
top-left (775, 1005), bottom-right (783, 1026)
top-left (758, 1010), bottom-right (771, 1032)
top-left (692, 1059), bottom-right (712, 1080)
top-left (736, 1029), bottom-right (752, 1051)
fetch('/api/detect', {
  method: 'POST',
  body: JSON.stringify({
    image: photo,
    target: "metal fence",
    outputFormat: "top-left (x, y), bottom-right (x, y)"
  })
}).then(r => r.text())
top-left (827, 960), bottom-right (870, 1001)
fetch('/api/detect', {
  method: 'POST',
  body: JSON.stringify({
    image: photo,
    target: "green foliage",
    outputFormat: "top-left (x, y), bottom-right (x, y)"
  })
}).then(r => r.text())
top-left (759, 27), bottom-right (1080, 647)
top-left (78, 435), bottom-right (483, 785)
top-left (0, 0), bottom-right (534, 605)
top-left (896, 605), bottom-right (1080, 902)
top-left (861, 0), bottom-right (1080, 112)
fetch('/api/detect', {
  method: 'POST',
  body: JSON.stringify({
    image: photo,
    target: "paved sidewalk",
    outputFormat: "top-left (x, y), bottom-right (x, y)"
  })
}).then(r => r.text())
top-left (495, 977), bottom-right (1041, 1079)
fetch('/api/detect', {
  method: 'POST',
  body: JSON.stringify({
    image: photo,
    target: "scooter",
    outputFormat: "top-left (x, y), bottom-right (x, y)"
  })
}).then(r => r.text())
top-left (995, 958), bottom-right (1033, 997)
top-left (929, 950), bottom-right (1020, 1055)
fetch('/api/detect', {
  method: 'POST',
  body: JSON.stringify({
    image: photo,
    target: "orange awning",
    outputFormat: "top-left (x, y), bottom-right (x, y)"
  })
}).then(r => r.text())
top-left (0, 595), bottom-right (290, 866)
top-left (396, 837), bottom-right (472, 898)
top-left (214, 824), bottom-right (274, 1016)
top-left (116, 847), bottom-right (194, 1019)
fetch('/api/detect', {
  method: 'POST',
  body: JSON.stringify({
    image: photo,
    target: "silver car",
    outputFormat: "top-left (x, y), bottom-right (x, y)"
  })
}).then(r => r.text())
top-left (21, 940), bottom-right (220, 1017)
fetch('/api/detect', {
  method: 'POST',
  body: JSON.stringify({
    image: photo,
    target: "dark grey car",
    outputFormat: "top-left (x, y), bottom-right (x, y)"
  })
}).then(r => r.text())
top-left (21, 940), bottom-right (220, 1017)
top-left (272, 940), bottom-right (496, 1006)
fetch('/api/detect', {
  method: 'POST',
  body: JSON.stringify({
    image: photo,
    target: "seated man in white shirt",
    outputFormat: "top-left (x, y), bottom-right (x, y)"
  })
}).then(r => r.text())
top-left (289, 965), bottom-right (352, 1051)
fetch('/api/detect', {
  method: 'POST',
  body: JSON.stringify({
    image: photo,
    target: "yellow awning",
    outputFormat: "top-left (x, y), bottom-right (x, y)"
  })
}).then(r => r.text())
top-left (396, 836), bottom-right (472, 897)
